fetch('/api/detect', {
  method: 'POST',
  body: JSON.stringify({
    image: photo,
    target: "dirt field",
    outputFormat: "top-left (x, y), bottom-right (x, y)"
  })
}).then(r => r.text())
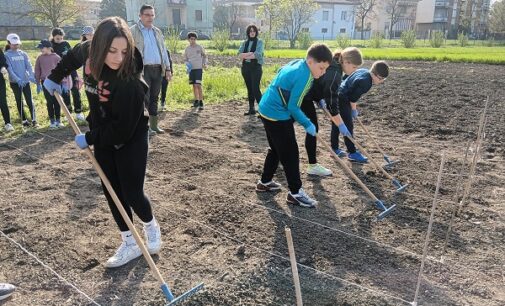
top-left (1, 60), bottom-right (504, 306)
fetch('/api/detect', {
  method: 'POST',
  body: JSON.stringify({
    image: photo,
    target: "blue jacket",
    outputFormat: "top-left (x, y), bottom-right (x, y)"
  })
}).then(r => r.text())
top-left (258, 59), bottom-right (313, 128)
top-left (338, 68), bottom-right (372, 104)
top-left (4, 49), bottom-right (34, 84)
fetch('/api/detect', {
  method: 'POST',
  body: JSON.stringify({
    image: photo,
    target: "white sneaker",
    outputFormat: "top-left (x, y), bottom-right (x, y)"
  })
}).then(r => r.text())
top-left (286, 188), bottom-right (318, 208)
top-left (75, 113), bottom-right (85, 121)
top-left (0, 283), bottom-right (16, 301)
top-left (104, 241), bottom-right (142, 268)
top-left (144, 221), bottom-right (162, 254)
top-left (55, 120), bottom-right (64, 128)
top-left (307, 163), bottom-right (332, 176)
top-left (49, 121), bottom-right (57, 129)
top-left (4, 123), bottom-right (14, 132)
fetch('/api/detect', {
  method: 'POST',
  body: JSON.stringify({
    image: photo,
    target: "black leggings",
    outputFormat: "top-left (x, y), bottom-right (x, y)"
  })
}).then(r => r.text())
top-left (94, 131), bottom-right (154, 232)
top-left (241, 62), bottom-right (262, 111)
top-left (300, 99), bottom-right (318, 164)
top-left (0, 77), bottom-right (10, 124)
top-left (161, 77), bottom-right (168, 104)
top-left (331, 99), bottom-right (356, 153)
top-left (260, 117), bottom-right (301, 194)
top-left (9, 82), bottom-right (35, 122)
top-left (42, 85), bottom-right (61, 121)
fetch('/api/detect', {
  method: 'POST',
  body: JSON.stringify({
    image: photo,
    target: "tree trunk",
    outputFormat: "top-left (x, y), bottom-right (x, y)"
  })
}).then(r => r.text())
top-left (361, 17), bottom-right (365, 40)
top-left (290, 39), bottom-right (296, 49)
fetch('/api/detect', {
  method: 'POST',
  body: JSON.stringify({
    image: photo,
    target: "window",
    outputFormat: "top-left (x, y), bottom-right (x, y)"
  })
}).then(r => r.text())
top-left (322, 28), bottom-right (328, 33)
top-left (323, 11), bottom-right (329, 21)
top-left (302, 27), bottom-right (309, 32)
top-left (195, 10), bottom-right (202, 21)
top-left (341, 11), bottom-right (347, 21)
top-left (340, 28), bottom-right (346, 33)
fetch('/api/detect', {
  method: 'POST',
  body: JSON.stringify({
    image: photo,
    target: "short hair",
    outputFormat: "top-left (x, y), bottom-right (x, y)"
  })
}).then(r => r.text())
top-left (341, 47), bottom-right (363, 66)
top-left (140, 4), bottom-right (154, 14)
top-left (245, 24), bottom-right (259, 39)
top-left (306, 43), bottom-right (332, 63)
top-left (51, 28), bottom-right (65, 37)
top-left (371, 60), bottom-right (389, 78)
top-left (187, 32), bottom-right (198, 39)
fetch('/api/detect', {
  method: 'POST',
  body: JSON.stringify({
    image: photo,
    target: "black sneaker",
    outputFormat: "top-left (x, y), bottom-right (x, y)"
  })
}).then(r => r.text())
top-left (244, 110), bottom-right (256, 116)
top-left (22, 120), bottom-right (30, 127)
top-left (192, 100), bottom-right (199, 107)
top-left (32, 120), bottom-right (38, 127)
top-left (286, 188), bottom-right (317, 208)
top-left (256, 180), bottom-right (281, 192)
top-left (198, 100), bottom-right (204, 110)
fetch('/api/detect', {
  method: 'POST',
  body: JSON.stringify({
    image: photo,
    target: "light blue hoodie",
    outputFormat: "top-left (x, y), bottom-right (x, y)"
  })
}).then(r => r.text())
top-left (4, 49), bottom-right (34, 84)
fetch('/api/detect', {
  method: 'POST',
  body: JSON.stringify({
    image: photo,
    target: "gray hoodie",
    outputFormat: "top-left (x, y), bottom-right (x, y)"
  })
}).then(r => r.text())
top-left (4, 49), bottom-right (34, 84)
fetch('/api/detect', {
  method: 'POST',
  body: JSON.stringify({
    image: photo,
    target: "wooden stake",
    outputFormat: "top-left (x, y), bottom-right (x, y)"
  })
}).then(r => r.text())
top-left (413, 153), bottom-right (445, 306)
top-left (285, 227), bottom-right (303, 306)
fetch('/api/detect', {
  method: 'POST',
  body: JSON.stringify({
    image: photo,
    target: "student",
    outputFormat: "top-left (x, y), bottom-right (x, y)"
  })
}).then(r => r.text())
top-left (44, 17), bottom-right (162, 268)
top-left (81, 26), bottom-right (94, 42)
top-left (160, 47), bottom-right (173, 112)
top-left (332, 47), bottom-right (389, 163)
top-left (4, 33), bottom-right (37, 127)
top-left (34, 39), bottom-right (71, 128)
top-left (256, 43), bottom-right (332, 208)
top-left (184, 32), bottom-right (207, 110)
top-left (0, 48), bottom-right (13, 132)
top-left (238, 24), bottom-right (264, 115)
top-left (50, 27), bottom-right (84, 121)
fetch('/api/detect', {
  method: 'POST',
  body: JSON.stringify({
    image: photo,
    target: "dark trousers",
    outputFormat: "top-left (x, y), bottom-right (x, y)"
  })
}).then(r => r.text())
top-left (143, 65), bottom-right (162, 116)
top-left (300, 99), bottom-right (318, 164)
top-left (94, 131), bottom-right (154, 232)
top-left (70, 70), bottom-right (82, 113)
top-left (331, 99), bottom-right (356, 153)
top-left (161, 77), bottom-right (168, 105)
top-left (42, 86), bottom-right (61, 121)
top-left (9, 82), bottom-right (35, 122)
top-left (241, 62), bottom-right (262, 111)
top-left (260, 117), bottom-right (302, 194)
top-left (0, 77), bottom-right (10, 124)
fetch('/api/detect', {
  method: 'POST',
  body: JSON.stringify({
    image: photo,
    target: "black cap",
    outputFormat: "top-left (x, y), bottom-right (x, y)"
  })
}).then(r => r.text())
top-left (37, 39), bottom-right (52, 49)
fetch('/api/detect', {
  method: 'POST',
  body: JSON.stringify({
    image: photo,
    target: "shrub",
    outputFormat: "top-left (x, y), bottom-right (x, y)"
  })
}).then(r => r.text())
top-left (262, 30), bottom-right (273, 50)
top-left (430, 31), bottom-right (445, 48)
top-left (336, 34), bottom-right (352, 49)
top-left (457, 32), bottom-right (469, 47)
top-left (486, 37), bottom-right (495, 47)
top-left (166, 27), bottom-right (180, 54)
top-left (212, 29), bottom-right (230, 52)
top-left (401, 30), bottom-right (416, 48)
top-left (297, 31), bottom-right (313, 49)
top-left (369, 32), bottom-right (384, 48)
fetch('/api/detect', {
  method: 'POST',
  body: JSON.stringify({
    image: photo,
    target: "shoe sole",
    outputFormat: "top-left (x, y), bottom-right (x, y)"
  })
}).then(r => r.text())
top-left (104, 253), bottom-right (142, 268)
top-left (307, 171), bottom-right (332, 177)
top-left (348, 159), bottom-right (369, 164)
top-left (286, 198), bottom-right (317, 208)
top-left (255, 186), bottom-right (281, 192)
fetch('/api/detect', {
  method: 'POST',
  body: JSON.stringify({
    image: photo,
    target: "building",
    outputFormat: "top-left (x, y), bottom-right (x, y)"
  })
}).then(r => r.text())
top-left (213, 0), bottom-right (262, 38)
top-left (0, 0), bottom-right (49, 39)
top-left (308, 0), bottom-right (359, 40)
top-left (76, 0), bottom-right (101, 27)
top-left (125, 0), bottom-right (214, 35)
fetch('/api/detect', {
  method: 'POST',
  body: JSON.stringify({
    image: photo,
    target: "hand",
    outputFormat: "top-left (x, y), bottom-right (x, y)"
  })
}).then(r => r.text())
top-left (43, 78), bottom-right (62, 96)
top-left (74, 134), bottom-right (88, 149)
top-left (16, 79), bottom-right (24, 88)
top-left (352, 109), bottom-right (359, 119)
top-left (203, 64), bottom-right (208, 70)
top-left (36, 84), bottom-right (42, 94)
top-left (1, 67), bottom-right (7, 75)
top-left (338, 123), bottom-right (351, 137)
top-left (305, 123), bottom-right (317, 137)
top-left (165, 70), bottom-right (172, 81)
top-left (316, 99), bottom-right (326, 109)
top-left (76, 78), bottom-right (84, 90)
top-left (29, 76), bottom-right (36, 84)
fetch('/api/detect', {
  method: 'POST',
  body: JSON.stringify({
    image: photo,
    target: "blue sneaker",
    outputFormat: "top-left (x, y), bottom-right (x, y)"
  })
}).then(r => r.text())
top-left (348, 151), bottom-right (369, 164)
top-left (332, 148), bottom-right (347, 158)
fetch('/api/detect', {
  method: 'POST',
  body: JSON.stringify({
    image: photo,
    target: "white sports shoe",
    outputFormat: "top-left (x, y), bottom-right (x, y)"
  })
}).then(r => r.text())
top-left (75, 113), bottom-right (85, 121)
top-left (49, 121), bottom-right (57, 129)
top-left (104, 241), bottom-right (142, 268)
top-left (144, 222), bottom-right (162, 255)
top-left (307, 163), bottom-right (332, 176)
top-left (55, 120), bottom-right (64, 128)
top-left (0, 283), bottom-right (16, 301)
top-left (4, 123), bottom-right (14, 132)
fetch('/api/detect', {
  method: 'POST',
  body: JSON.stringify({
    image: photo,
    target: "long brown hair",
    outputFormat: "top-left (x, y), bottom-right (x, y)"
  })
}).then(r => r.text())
top-left (88, 17), bottom-right (136, 81)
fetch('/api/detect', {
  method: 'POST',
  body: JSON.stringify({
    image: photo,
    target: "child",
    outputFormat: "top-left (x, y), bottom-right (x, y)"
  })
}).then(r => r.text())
top-left (256, 43), bottom-right (332, 208)
top-left (4, 33), bottom-right (37, 127)
top-left (160, 47), bottom-right (173, 112)
top-left (0, 48), bottom-right (13, 132)
top-left (332, 47), bottom-right (389, 163)
top-left (184, 32), bottom-right (207, 110)
top-left (81, 26), bottom-right (94, 42)
top-left (44, 17), bottom-right (162, 268)
top-left (50, 27), bottom-right (84, 121)
top-left (34, 39), bottom-right (72, 128)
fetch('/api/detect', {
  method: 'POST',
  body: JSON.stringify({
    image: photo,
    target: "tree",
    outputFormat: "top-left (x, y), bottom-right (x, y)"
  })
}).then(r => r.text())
top-left (489, 0), bottom-right (505, 34)
top-left (384, 0), bottom-right (403, 39)
top-left (257, 0), bottom-right (283, 39)
top-left (99, 0), bottom-right (127, 20)
top-left (213, 1), bottom-right (239, 36)
top-left (24, 0), bottom-right (81, 27)
top-left (355, 0), bottom-right (376, 40)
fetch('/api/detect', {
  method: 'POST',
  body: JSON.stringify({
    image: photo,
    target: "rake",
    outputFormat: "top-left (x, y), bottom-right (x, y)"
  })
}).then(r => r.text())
top-left (54, 92), bottom-right (204, 305)
top-left (356, 117), bottom-right (399, 169)
top-left (321, 108), bottom-right (408, 193)
top-left (317, 134), bottom-right (396, 220)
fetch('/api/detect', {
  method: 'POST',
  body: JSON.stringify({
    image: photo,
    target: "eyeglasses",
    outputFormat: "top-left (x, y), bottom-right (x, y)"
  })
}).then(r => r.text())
top-left (375, 73), bottom-right (387, 81)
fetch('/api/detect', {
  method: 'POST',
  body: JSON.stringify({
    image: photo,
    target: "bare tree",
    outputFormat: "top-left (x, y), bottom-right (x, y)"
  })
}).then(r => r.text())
top-left (24, 0), bottom-right (81, 27)
top-left (356, 0), bottom-right (377, 40)
top-left (385, 0), bottom-right (403, 39)
top-left (489, 0), bottom-right (505, 34)
top-left (257, 0), bottom-right (283, 39)
top-left (213, 1), bottom-right (240, 36)
top-left (279, 0), bottom-right (319, 48)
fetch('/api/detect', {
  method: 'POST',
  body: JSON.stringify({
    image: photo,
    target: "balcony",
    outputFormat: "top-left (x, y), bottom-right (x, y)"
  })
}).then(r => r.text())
top-left (433, 16), bottom-right (448, 22)
top-left (167, 0), bottom-right (186, 5)
top-left (435, 1), bottom-right (450, 7)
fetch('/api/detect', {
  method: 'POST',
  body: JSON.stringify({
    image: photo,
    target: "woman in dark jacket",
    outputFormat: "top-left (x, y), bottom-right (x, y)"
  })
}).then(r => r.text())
top-left (0, 49), bottom-right (13, 131)
top-left (44, 17), bottom-right (162, 269)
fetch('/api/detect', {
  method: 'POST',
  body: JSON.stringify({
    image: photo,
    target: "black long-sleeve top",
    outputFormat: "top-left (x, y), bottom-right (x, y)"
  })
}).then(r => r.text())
top-left (48, 41), bottom-right (149, 150)
top-left (0, 49), bottom-right (8, 81)
top-left (303, 58), bottom-right (342, 116)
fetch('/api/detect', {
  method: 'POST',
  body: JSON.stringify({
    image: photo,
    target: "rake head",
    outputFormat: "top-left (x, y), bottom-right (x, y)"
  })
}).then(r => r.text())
top-left (383, 155), bottom-right (400, 170)
top-left (163, 283), bottom-right (205, 306)
top-left (392, 179), bottom-right (408, 193)
top-left (374, 200), bottom-right (396, 220)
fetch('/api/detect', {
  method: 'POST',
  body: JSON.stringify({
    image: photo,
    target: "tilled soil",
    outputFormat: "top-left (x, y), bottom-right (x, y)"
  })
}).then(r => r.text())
top-left (1, 60), bottom-right (504, 306)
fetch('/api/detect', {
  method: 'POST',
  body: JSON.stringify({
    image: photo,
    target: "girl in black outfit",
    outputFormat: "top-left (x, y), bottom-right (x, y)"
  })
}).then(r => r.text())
top-left (0, 49), bottom-right (12, 132)
top-left (238, 24), bottom-right (264, 115)
top-left (44, 17), bottom-right (162, 269)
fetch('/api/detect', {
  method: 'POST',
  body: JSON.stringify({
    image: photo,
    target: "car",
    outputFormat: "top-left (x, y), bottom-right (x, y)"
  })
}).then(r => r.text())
top-left (179, 29), bottom-right (210, 40)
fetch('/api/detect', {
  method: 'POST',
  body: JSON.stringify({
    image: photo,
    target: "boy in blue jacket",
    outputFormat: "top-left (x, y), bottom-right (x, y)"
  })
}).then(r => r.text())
top-left (256, 43), bottom-right (332, 208)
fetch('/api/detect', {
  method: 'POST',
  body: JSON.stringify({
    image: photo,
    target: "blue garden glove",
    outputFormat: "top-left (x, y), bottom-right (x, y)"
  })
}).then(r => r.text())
top-left (338, 123), bottom-right (351, 137)
top-left (305, 123), bottom-right (317, 137)
top-left (75, 134), bottom-right (88, 149)
top-left (185, 62), bottom-right (192, 74)
top-left (352, 109), bottom-right (359, 119)
top-left (43, 78), bottom-right (62, 96)
top-left (36, 84), bottom-right (42, 94)
top-left (316, 99), bottom-right (326, 109)
top-left (29, 76), bottom-right (36, 84)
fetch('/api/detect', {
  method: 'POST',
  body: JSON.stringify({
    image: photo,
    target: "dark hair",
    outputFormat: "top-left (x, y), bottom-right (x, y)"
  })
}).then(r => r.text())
top-left (51, 28), bottom-right (65, 37)
top-left (332, 50), bottom-right (342, 61)
top-left (245, 24), bottom-right (259, 39)
top-left (81, 34), bottom-right (88, 42)
top-left (4, 42), bottom-right (10, 51)
top-left (89, 17), bottom-right (136, 81)
top-left (140, 4), bottom-right (154, 14)
top-left (371, 60), bottom-right (389, 78)
top-left (306, 43), bottom-right (332, 63)
top-left (187, 32), bottom-right (197, 39)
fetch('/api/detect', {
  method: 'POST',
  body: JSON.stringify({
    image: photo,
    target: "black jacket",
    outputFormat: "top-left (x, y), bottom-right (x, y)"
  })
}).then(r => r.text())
top-left (303, 59), bottom-right (342, 116)
top-left (48, 41), bottom-right (149, 150)
top-left (0, 49), bottom-right (8, 81)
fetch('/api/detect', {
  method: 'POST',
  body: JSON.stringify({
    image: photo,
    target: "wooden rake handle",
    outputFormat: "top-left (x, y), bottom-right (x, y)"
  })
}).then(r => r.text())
top-left (54, 92), bottom-right (168, 286)
top-left (285, 227), bottom-right (303, 306)
top-left (356, 117), bottom-right (389, 158)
